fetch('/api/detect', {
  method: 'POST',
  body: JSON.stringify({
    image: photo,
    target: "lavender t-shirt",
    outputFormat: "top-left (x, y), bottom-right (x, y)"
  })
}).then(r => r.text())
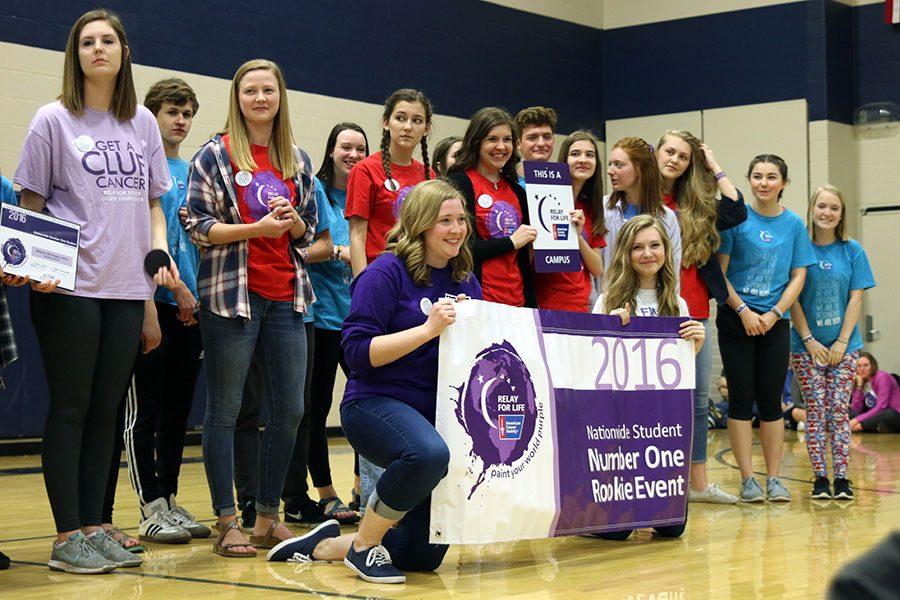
top-left (14, 101), bottom-right (171, 299)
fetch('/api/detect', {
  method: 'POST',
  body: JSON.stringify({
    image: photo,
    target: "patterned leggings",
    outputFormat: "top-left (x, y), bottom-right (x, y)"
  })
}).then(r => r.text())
top-left (790, 351), bottom-right (858, 478)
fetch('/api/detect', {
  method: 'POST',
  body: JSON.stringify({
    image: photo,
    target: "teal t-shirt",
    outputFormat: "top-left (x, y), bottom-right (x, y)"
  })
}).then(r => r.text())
top-left (308, 178), bottom-right (352, 330)
top-left (0, 175), bottom-right (16, 205)
top-left (305, 178), bottom-right (335, 323)
top-left (155, 158), bottom-right (199, 305)
top-left (789, 239), bottom-right (875, 353)
top-left (719, 206), bottom-right (816, 316)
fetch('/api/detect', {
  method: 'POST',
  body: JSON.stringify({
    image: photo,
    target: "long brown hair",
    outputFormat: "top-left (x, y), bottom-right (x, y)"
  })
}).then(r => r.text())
top-left (223, 59), bottom-right (298, 179)
top-left (603, 214), bottom-right (679, 316)
top-left (607, 137), bottom-right (663, 217)
top-left (386, 180), bottom-right (474, 286)
top-left (557, 130), bottom-right (606, 239)
top-left (658, 130), bottom-right (719, 266)
top-left (60, 9), bottom-right (137, 121)
top-left (450, 107), bottom-right (520, 182)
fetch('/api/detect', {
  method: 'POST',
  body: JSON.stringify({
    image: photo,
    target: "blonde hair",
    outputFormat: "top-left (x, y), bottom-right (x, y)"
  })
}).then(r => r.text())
top-left (808, 184), bottom-right (849, 242)
top-left (603, 214), bottom-right (680, 316)
top-left (386, 180), bottom-right (474, 286)
top-left (658, 130), bottom-right (720, 266)
top-left (60, 9), bottom-right (136, 121)
top-left (224, 59), bottom-right (298, 179)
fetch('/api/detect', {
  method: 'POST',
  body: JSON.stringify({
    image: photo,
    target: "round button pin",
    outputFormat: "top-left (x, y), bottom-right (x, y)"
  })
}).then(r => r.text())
top-left (385, 178), bottom-right (400, 192)
top-left (235, 171), bottom-right (252, 187)
top-left (477, 194), bottom-right (493, 209)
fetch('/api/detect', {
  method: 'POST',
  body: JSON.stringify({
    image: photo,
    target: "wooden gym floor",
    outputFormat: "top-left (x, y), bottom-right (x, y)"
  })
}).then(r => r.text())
top-left (0, 429), bottom-right (897, 599)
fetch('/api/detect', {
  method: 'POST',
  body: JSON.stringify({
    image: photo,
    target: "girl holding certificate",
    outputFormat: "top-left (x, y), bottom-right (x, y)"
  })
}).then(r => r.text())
top-left (656, 130), bottom-right (747, 505)
top-left (185, 59), bottom-right (317, 557)
top-left (447, 107), bottom-right (538, 307)
top-left (14, 9), bottom-right (178, 574)
top-left (717, 154), bottom-right (816, 503)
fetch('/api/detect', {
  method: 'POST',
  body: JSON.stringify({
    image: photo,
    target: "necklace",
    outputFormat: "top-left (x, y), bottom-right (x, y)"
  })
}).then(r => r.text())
top-left (477, 166), bottom-right (501, 190)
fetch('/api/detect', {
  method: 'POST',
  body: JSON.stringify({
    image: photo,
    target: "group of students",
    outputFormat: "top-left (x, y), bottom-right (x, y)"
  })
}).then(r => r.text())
top-left (0, 7), bottom-right (881, 584)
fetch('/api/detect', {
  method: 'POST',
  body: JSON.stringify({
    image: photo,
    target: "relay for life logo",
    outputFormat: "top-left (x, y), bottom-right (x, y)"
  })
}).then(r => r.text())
top-left (452, 340), bottom-right (542, 498)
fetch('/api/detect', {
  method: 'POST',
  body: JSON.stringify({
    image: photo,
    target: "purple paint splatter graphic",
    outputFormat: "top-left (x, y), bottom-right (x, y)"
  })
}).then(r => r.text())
top-left (485, 201), bottom-right (521, 238)
top-left (245, 171), bottom-right (291, 221)
top-left (452, 340), bottom-right (537, 497)
top-left (392, 186), bottom-right (414, 219)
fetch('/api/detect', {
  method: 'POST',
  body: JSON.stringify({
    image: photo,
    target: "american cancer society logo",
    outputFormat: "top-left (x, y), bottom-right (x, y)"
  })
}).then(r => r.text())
top-left (452, 340), bottom-right (544, 498)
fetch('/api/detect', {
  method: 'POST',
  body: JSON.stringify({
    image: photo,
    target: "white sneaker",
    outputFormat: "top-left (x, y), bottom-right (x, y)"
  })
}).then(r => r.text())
top-left (688, 484), bottom-right (739, 504)
top-left (797, 421), bottom-right (806, 432)
top-left (167, 494), bottom-right (211, 539)
top-left (139, 497), bottom-right (192, 544)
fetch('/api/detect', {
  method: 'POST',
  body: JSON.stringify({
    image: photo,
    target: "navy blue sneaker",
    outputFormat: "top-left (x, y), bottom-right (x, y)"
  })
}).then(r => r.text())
top-left (344, 543), bottom-right (406, 584)
top-left (266, 519), bottom-right (340, 562)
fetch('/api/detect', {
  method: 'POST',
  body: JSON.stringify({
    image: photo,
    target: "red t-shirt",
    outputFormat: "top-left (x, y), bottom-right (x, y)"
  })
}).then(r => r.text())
top-left (225, 136), bottom-right (296, 302)
top-left (535, 198), bottom-right (606, 312)
top-left (663, 193), bottom-right (711, 318)
top-left (345, 151), bottom-right (429, 264)
top-left (468, 168), bottom-right (524, 306)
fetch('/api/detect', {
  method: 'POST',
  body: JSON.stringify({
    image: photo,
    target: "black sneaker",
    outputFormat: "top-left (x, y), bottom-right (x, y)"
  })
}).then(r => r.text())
top-left (344, 543), bottom-right (406, 584)
top-left (811, 476), bottom-right (831, 499)
top-left (833, 478), bottom-right (854, 500)
top-left (0, 549), bottom-right (9, 570)
top-left (240, 500), bottom-right (257, 529)
top-left (285, 497), bottom-right (327, 526)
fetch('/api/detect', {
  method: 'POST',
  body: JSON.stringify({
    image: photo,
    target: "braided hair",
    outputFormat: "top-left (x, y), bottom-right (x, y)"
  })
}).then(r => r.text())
top-left (380, 88), bottom-right (433, 183)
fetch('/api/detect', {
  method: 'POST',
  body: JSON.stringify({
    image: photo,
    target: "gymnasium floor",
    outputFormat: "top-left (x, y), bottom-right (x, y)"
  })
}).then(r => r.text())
top-left (0, 429), bottom-right (896, 599)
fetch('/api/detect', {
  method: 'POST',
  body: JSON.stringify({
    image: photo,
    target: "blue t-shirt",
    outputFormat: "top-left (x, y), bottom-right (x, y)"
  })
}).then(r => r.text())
top-left (309, 178), bottom-right (352, 330)
top-left (305, 179), bottom-right (335, 324)
top-left (622, 203), bottom-right (640, 220)
top-left (790, 239), bottom-right (875, 353)
top-left (156, 158), bottom-right (199, 306)
top-left (719, 206), bottom-right (816, 316)
top-left (0, 176), bottom-right (16, 205)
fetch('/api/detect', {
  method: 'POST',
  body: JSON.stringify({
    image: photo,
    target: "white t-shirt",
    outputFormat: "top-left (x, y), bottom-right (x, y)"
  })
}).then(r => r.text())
top-left (593, 289), bottom-right (689, 317)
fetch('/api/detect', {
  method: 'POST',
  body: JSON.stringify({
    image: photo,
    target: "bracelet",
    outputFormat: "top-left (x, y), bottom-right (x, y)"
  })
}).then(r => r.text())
top-left (715, 171), bottom-right (727, 181)
top-left (837, 337), bottom-right (849, 344)
top-left (802, 334), bottom-right (814, 344)
top-left (771, 305), bottom-right (784, 319)
top-left (735, 303), bottom-right (748, 315)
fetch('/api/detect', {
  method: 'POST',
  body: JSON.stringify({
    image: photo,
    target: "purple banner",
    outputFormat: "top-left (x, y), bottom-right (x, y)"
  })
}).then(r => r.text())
top-left (534, 249), bottom-right (582, 272)
top-left (523, 160), bottom-right (572, 185)
top-left (1, 206), bottom-right (79, 246)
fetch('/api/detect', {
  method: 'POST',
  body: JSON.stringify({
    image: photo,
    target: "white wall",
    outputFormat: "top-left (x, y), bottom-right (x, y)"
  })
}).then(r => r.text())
top-left (602, 0), bottom-right (794, 30)
top-left (483, 0), bottom-right (603, 28)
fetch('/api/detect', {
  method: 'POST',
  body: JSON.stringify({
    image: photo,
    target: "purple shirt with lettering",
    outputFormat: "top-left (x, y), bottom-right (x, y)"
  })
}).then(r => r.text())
top-left (341, 252), bottom-right (482, 423)
top-left (14, 101), bottom-right (171, 299)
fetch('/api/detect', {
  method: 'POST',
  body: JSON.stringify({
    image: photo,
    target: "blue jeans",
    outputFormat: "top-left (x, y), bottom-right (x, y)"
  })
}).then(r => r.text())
top-left (692, 319), bottom-right (712, 463)
top-left (200, 292), bottom-right (306, 516)
top-left (341, 397), bottom-right (449, 572)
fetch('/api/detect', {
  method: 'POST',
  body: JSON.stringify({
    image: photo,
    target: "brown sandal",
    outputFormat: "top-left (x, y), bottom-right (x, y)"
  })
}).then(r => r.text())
top-left (248, 519), bottom-right (287, 550)
top-left (212, 521), bottom-right (257, 558)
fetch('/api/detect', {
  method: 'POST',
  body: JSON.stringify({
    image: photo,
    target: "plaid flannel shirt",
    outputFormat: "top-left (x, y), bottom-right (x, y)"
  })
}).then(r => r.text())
top-left (0, 286), bottom-right (19, 370)
top-left (185, 137), bottom-right (317, 319)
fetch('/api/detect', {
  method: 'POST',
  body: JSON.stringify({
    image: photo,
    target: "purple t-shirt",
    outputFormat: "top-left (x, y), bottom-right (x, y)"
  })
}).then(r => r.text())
top-left (341, 252), bottom-right (482, 423)
top-left (14, 101), bottom-right (171, 299)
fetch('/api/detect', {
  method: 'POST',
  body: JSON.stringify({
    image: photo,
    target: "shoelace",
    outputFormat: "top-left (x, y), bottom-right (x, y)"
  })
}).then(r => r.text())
top-left (287, 552), bottom-right (312, 563)
top-left (365, 545), bottom-right (393, 568)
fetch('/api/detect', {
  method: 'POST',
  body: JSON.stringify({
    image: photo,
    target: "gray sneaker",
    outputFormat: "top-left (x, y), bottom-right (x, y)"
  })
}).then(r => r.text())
top-left (87, 530), bottom-right (142, 567)
top-left (740, 477), bottom-right (765, 503)
top-left (167, 494), bottom-right (211, 539)
top-left (766, 477), bottom-right (792, 502)
top-left (689, 484), bottom-right (739, 504)
top-left (48, 532), bottom-right (117, 574)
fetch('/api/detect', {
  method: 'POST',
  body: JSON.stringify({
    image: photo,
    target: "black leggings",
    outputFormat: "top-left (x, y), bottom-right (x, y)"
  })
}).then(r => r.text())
top-left (716, 306), bottom-right (789, 422)
top-left (853, 408), bottom-right (900, 433)
top-left (30, 292), bottom-right (143, 532)
top-left (307, 328), bottom-right (348, 488)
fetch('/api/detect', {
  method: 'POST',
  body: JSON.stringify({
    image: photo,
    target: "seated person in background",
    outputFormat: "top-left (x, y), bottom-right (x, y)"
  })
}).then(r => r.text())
top-left (709, 372), bottom-right (729, 429)
top-left (850, 352), bottom-right (900, 433)
top-left (784, 368), bottom-right (807, 431)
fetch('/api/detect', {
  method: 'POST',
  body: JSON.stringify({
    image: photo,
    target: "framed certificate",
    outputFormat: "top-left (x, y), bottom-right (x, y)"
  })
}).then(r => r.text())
top-left (523, 160), bottom-right (581, 273)
top-left (0, 204), bottom-right (81, 291)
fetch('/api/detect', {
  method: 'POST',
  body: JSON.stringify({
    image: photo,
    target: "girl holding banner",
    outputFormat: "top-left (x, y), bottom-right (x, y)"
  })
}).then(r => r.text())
top-left (14, 9), bottom-right (179, 573)
top-left (717, 155), bottom-right (816, 503)
top-left (447, 107), bottom-right (538, 308)
top-left (601, 138), bottom-right (681, 288)
top-left (656, 130), bottom-right (747, 505)
top-left (790, 185), bottom-right (874, 500)
top-left (591, 214), bottom-right (705, 540)
top-left (262, 180), bottom-right (481, 584)
top-left (534, 130), bottom-right (606, 312)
